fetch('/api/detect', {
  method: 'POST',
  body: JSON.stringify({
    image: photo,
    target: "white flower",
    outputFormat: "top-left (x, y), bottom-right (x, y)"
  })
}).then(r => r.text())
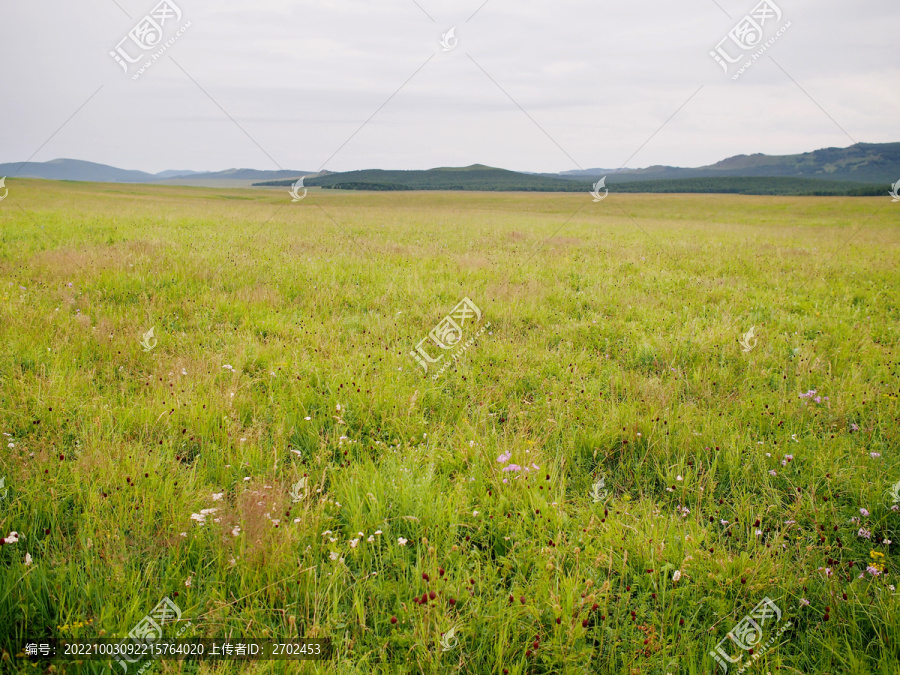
top-left (24, 553), bottom-right (32, 566)
top-left (755, 529), bottom-right (762, 536)
top-left (185, 578), bottom-right (192, 587)
top-left (321, 530), bottom-right (332, 536)
top-left (212, 493), bottom-right (224, 501)
top-left (180, 532), bottom-right (187, 537)
top-left (676, 475), bottom-right (683, 481)
top-left (367, 535), bottom-right (375, 543)
top-left (181, 368), bottom-right (187, 376)
top-left (720, 520), bottom-right (729, 526)
top-left (231, 525), bottom-right (241, 537)
top-left (329, 551), bottom-right (339, 561)
top-left (2, 532), bottom-right (19, 544)
top-left (884, 539), bottom-right (892, 546)
top-left (672, 570), bottom-right (682, 582)
top-left (349, 539), bottom-right (359, 548)
top-left (328, 537), bottom-right (337, 543)
top-left (190, 513), bottom-right (207, 524)
top-left (472, 511), bottom-right (479, 517)
top-left (374, 530), bottom-right (382, 535)
top-left (870, 452), bottom-right (881, 458)
top-left (243, 477), bottom-right (250, 481)
top-left (398, 537), bottom-right (408, 546)
top-left (304, 416), bottom-right (311, 421)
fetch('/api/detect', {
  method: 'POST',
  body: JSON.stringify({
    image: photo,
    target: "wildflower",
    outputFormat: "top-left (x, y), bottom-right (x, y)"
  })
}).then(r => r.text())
top-left (672, 570), bottom-right (682, 582)
top-left (867, 565), bottom-right (882, 576)
top-left (185, 578), bottom-right (192, 587)
top-left (231, 526), bottom-right (241, 537)
top-left (860, 508), bottom-right (870, 517)
top-left (785, 455), bottom-right (794, 461)
top-left (825, 568), bottom-right (832, 576)
top-left (676, 475), bottom-right (683, 481)
top-left (1, 532), bottom-right (19, 544)
top-left (884, 539), bottom-right (892, 545)
top-left (496, 451), bottom-right (512, 463)
top-left (25, 553), bottom-right (32, 566)
top-left (374, 530), bottom-right (382, 535)
top-left (769, 470), bottom-right (777, 476)
top-left (329, 552), bottom-right (339, 561)
top-left (222, 364), bottom-right (234, 371)
top-left (212, 493), bottom-right (224, 501)
top-left (858, 528), bottom-right (872, 539)
top-left (720, 520), bottom-right (729, 526)
top-left (785, 520), bottom-right (796, 525)
top-left (398, 537), bottom-right (408, 546)
top-left (349, 539), bottom-right (359, 548)
top-left (367, 535), bottom-right (375, 543)
top-left (890, 585), bottom-right (896, 592)
top-left (800, 598), bottom-right (809, 606)
top-left (180, 532), bottom-right (187, 537)
top-left (304, 416), bottom-right (311, 421)
top-left (502, 464), bottom-right (522, 473)
top-left (755, 529), bottom-right (762, 536)
top-left (850, 423), bottom-right (859, 432)
top-left (870, 452), bottom-right (881, 458)
top-left (472, 511), bottom-right (479, 517)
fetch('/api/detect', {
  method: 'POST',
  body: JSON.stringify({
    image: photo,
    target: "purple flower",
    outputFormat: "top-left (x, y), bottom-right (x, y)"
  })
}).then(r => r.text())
top-left (850, 423), bottom-right (859, 432)
top-left (867, 565), bottom-right (882, 576)
top-left (502, 464), bottom-right (522, 473)
top-left (496, 451), bottom-right (512, 464)
top-left (858, 528), bottom-right (872, 539)
top-left (860, 508), bottom-right (870, 517)
top-left (869, 452), bottom-right (881, 458)
top-left (814, 396), bottom-right (822, 404)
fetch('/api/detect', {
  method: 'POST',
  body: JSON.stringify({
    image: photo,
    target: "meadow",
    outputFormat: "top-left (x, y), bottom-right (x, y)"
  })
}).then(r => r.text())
top-left (0, 178), bottom-right (898, 674)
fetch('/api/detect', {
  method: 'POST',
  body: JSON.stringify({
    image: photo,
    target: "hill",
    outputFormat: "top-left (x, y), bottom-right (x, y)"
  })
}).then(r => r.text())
top-left (562, 142), bottom-right (900, 184)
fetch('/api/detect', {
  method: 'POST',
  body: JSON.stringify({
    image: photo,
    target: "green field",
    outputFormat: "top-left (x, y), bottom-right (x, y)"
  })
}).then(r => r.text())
top-left (0, 179), bottom-right (898, 674)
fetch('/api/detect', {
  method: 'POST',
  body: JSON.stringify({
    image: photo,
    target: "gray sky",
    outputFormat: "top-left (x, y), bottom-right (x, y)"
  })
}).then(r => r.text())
top-left (1, 0), bottom-right (897, 174)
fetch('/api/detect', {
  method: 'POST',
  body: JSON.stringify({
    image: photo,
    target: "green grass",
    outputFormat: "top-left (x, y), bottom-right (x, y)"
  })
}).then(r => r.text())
top-left (0, 178), bottom-right (898, 674)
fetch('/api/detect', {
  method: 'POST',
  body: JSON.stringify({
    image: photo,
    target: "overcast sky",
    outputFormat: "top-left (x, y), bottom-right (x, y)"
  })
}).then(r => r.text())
top-left (1, 0), bottom-right (897, 174)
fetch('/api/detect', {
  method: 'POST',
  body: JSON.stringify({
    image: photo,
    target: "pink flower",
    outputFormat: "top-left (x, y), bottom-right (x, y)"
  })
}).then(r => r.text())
top-left (860, 508), bottom-right (870, 517)
top-left (496, 451), bottom-right (512, 464)
top-left (858, 528), bottom-right (872, 539)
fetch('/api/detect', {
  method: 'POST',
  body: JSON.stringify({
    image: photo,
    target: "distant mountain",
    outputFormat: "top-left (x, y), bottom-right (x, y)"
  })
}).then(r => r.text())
top-left (0, 159), bottom-right (314, 186)
top-left (0, 158), bottom-right (156, 183)
top-left (260, 165), bottom-right (588, 192)
top-left (2, 142), bottom-right (897, 193)
top-left (562, 142), bottom-right (900, 184)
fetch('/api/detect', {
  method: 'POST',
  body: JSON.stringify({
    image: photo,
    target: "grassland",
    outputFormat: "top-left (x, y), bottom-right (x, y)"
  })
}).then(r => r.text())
top-left (0, 178), bottom-right (898, 674)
